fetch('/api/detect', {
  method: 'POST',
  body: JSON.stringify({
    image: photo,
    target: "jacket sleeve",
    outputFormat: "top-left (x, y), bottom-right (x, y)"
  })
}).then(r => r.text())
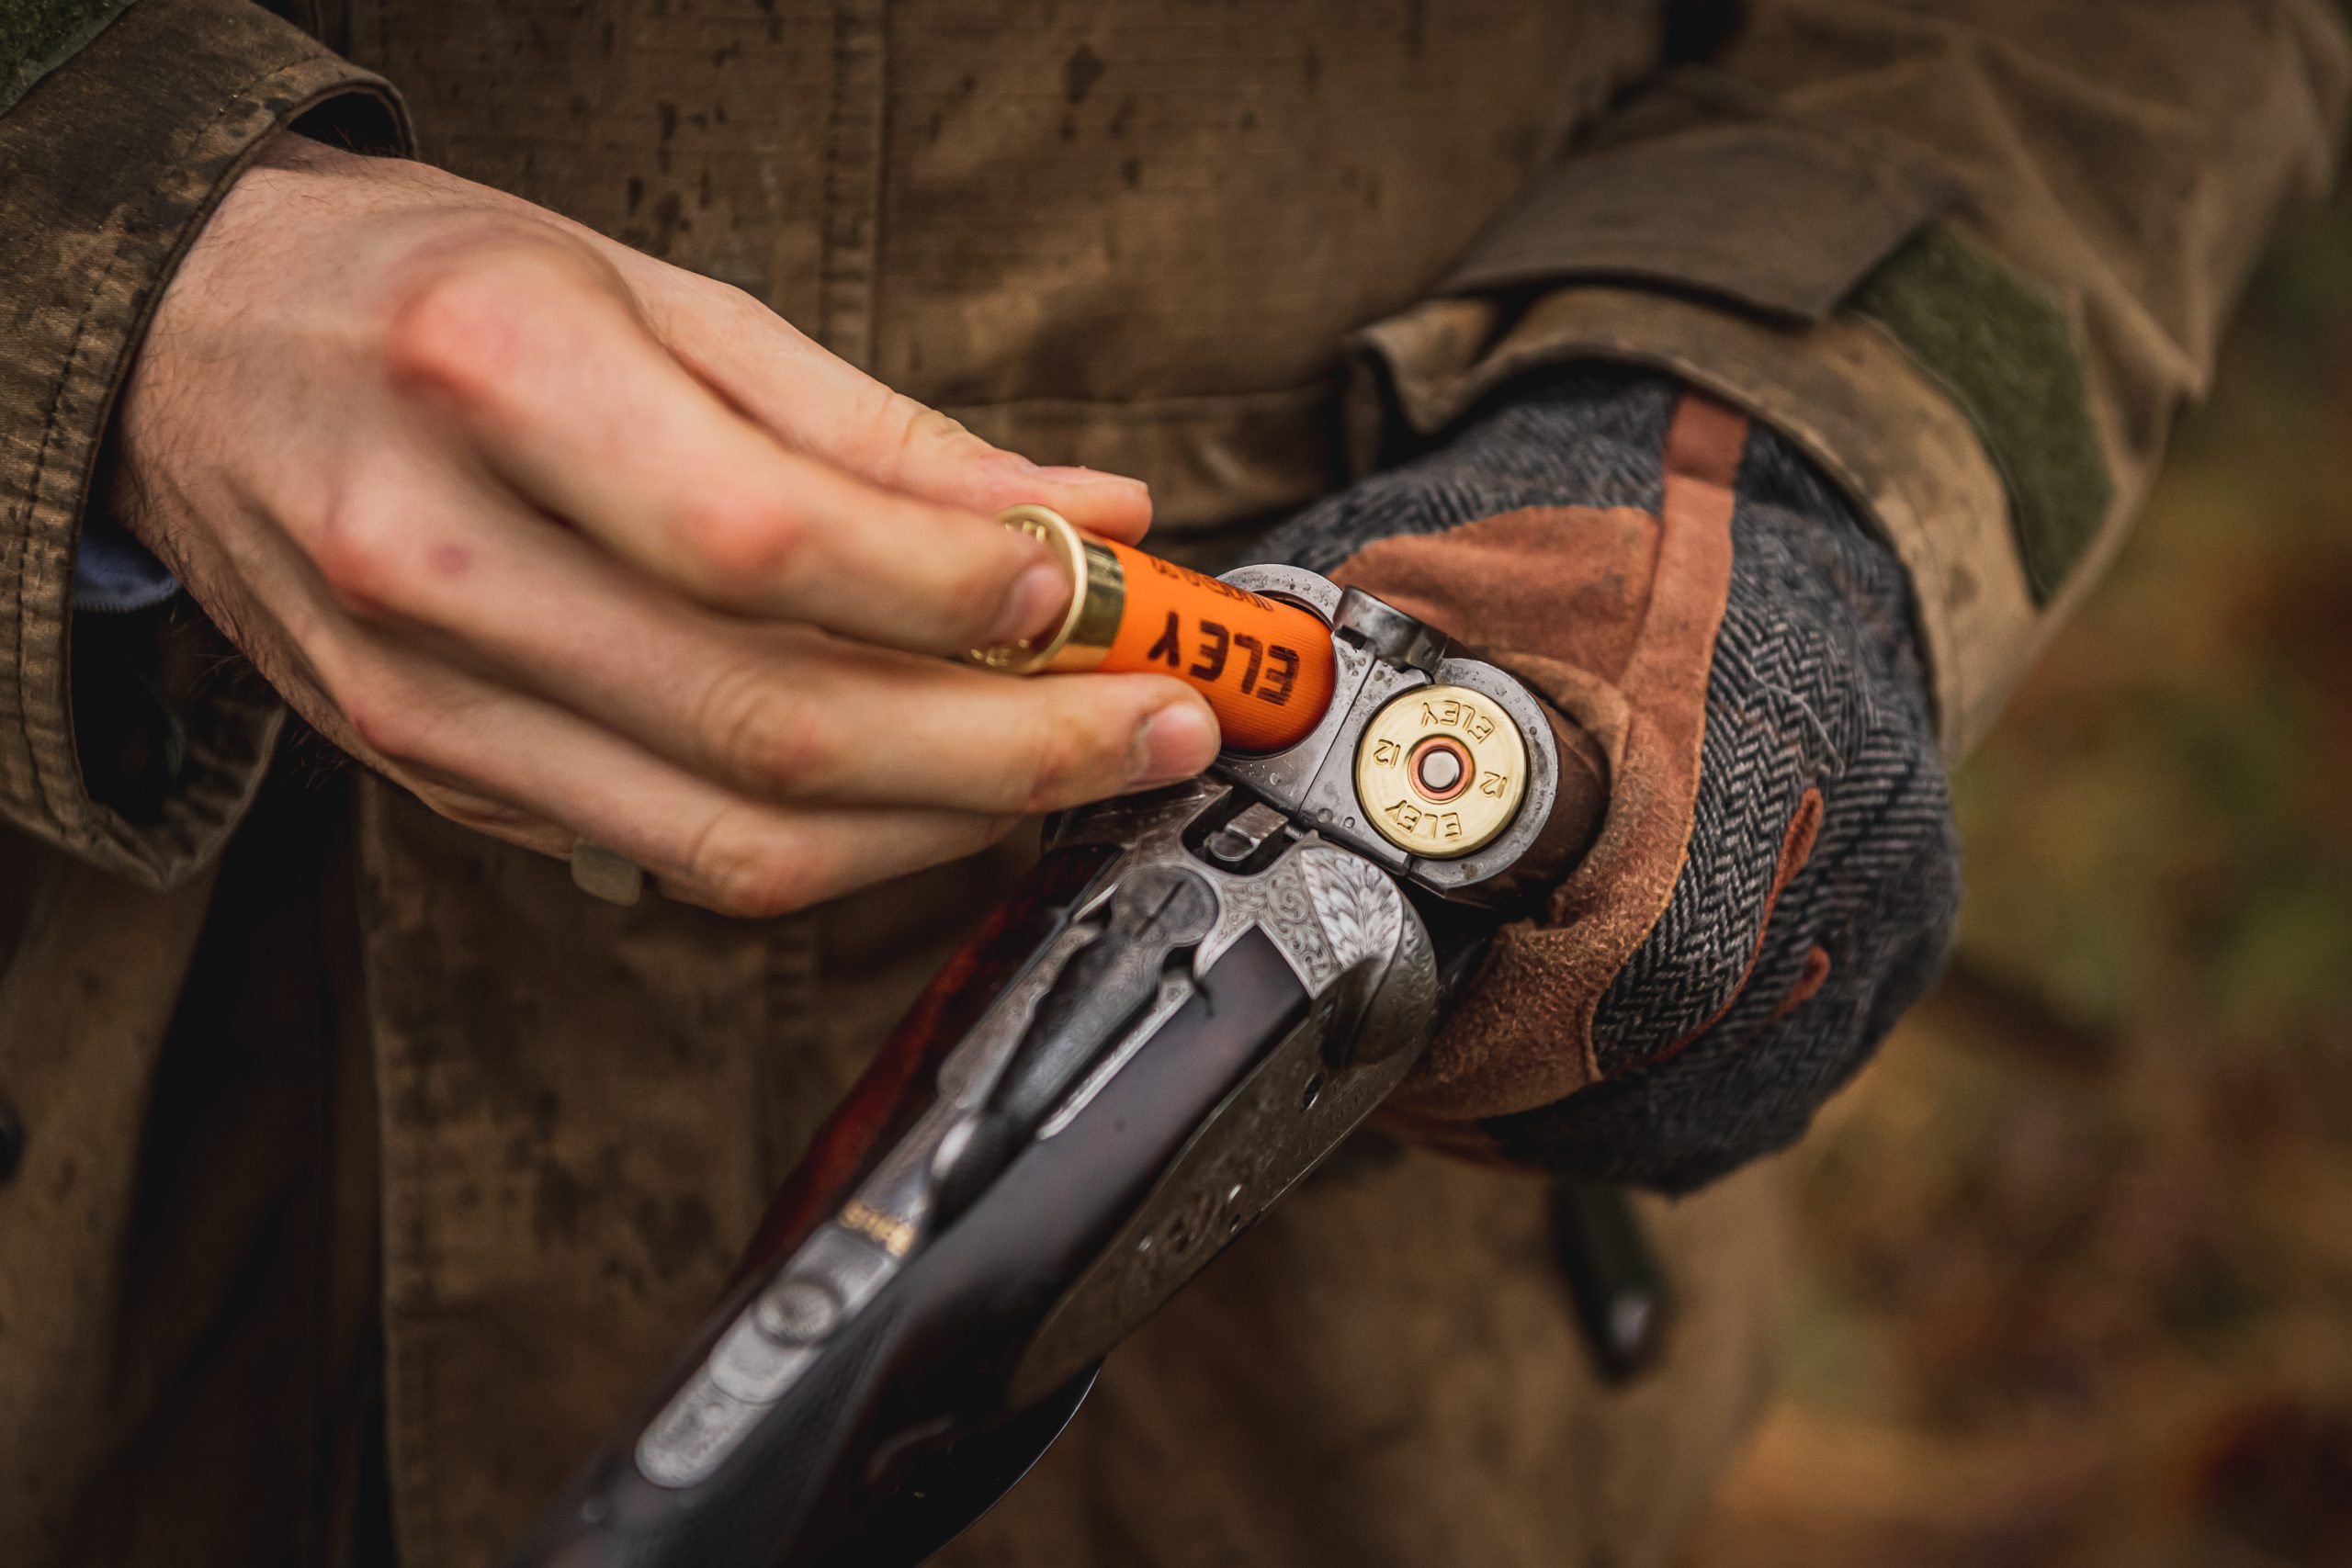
top-left (1346, 0), bottom-right (2352, 756)
top-left (0, 0), bottom-right (407, 887)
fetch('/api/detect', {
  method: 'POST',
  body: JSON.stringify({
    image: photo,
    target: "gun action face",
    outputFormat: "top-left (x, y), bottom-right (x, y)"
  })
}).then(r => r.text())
top-left (1351, 682), bottom-right (1530, 858)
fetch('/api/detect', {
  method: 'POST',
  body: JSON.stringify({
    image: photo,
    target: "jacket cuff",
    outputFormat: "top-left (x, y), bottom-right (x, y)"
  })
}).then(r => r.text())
top-left (0, 0), bottom-right (408, 886)
top-left (1437, 69), bottom-right (1962, 322)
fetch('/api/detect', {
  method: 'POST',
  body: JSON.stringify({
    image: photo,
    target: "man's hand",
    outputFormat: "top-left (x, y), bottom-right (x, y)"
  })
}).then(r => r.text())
top-left (109, 135), bottom-right (1219, 916)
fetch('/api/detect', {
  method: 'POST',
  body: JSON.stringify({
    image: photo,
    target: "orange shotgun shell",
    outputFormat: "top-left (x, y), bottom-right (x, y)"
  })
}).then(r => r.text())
top-left (969, 504), bottom-right (1338, 753)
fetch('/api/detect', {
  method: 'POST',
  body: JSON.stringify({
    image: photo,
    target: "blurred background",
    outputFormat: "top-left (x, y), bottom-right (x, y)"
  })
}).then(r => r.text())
top-left (1683, 184), bottom-right (2352, 1564)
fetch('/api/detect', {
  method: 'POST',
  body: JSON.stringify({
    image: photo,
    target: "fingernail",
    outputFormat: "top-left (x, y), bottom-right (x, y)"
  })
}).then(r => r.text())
top-left (1129, 703), bottom-right (1221, 787)
top-left (989, 559), bottom-right (1072, 645)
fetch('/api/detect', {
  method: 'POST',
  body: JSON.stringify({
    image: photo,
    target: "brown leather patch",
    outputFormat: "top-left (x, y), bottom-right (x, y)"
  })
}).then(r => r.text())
top-left (1332, 391), bottom-right (1747, 1119)
top-left (1774, 945), bottom-right (1835, 1022)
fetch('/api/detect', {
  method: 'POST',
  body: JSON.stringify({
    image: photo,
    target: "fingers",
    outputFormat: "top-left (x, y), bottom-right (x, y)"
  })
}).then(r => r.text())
top-left (626, 267), bottom-right (1154, 544)
top-left (648, 802), bottom-right (1013, 919)
top-left (300, 455), bottom-right (1221, 812)
top-left (379, 242), bottom-right (1078, 655)
top-left (187, 486), bottom-right (1158, 919)
top-left (304, 616), bottom-right (1023, 918)
top-left (665, 642), bottom-right (1221, 814)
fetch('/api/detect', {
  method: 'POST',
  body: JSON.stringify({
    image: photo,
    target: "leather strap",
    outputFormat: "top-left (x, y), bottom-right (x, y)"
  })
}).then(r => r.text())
top-left (1341, 387), bottom-right (1751, 1119)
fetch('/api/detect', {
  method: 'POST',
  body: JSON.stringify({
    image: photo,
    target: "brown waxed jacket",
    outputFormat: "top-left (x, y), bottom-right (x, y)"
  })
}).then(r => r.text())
top-left (1, 3), bottom-right (2346, 1565)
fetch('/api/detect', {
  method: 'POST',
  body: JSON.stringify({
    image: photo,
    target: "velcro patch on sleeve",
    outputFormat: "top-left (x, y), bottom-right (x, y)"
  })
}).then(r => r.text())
top-left (1847, 222), bottom-right (2114, 604)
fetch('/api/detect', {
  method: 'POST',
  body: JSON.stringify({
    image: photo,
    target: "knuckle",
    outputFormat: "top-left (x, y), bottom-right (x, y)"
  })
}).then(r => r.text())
top-left (417, 787), bottom-right (537, 843)
top-left (1014, 699), bottom-right (1123, 813)
top-left (1013, 729), bottom-right (1079, 815)
top-left (704, 275), bottom-right (805, 344)
top-left (692, 823), bottom-right (814, 920)
top-left (667, 490), bottom-right (805, 588)
top-left (310, 491), bottom-right (425, 620)
top-left (381, 237), bottom-right (594, 399)
top-left (696, 664), bottom-right (833, 793)
top-left (381, 258), bottom-right (527, 396)
top-left (333, 665), bottom-right (435, 764)
top-left (892, 398), bottom-right (988, 460)
top-left (842, 382), bottom-right (990, 475)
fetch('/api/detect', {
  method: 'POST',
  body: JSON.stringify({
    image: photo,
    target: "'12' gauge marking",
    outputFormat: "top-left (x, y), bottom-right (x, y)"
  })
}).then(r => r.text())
top-left (1368, 736), bottom-right (1513, 801)
top-left (1141, 612), bottom-right (1303, 707)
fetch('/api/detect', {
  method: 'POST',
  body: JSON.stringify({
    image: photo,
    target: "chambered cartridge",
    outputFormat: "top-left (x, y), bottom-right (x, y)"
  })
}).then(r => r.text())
top-left (969, 504), bottom-right (1338, 753)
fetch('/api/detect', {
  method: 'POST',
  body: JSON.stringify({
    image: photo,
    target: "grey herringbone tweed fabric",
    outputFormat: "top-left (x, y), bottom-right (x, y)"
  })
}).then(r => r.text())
top-left (1264, 368), bottom-right (1962, 1190)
